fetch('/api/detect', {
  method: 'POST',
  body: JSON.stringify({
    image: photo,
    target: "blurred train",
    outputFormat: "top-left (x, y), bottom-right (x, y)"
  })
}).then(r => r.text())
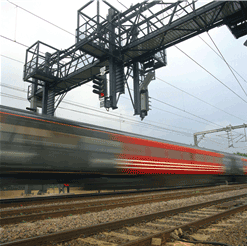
top-left (1, 105), bottom-right (246, 190)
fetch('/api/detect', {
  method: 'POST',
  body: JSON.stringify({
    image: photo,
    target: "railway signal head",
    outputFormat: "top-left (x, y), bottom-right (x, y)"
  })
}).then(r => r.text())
top-left (92, 75), bottom-right (107, 98)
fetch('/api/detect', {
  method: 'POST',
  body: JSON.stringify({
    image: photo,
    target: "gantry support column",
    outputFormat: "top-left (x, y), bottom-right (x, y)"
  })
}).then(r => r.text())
top-left (133, 27), bottom-right (141, 115)
top-left (108, 8), bottom-right (117, 109)
top-left (30, 78), bottom-right (38, 112)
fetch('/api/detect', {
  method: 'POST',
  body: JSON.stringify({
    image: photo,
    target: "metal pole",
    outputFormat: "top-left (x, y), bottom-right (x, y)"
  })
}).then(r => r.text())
top-left (133, 61), bottom-right (140, 115)
top-left (42, 83), bottom-right (48, 115)
top-left (97, 0), bottom-right (100, 32)
top-left (30, 78), bottom-right (38, 112)
top-left (132, 26), bottom-right (140, 115)
top-left (194, 134), bottom-right (198, 147)
top-left (108, 8), bottom-right (117, 109)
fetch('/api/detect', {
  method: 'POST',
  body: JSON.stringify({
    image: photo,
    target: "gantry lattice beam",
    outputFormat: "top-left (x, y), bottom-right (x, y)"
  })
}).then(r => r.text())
top-left (23, 0), bottom-right (247, 117)
top-left (194, 124), bottom-right (247, 148)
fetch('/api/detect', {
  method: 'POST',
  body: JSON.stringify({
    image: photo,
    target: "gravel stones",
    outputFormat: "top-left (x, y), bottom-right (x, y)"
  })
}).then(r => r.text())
top-left (1, 188), bottom-right (246, 244)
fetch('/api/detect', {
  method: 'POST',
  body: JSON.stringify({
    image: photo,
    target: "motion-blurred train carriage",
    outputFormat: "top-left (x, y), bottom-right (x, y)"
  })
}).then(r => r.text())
top-left (1, 105), bottom-right (246, 190)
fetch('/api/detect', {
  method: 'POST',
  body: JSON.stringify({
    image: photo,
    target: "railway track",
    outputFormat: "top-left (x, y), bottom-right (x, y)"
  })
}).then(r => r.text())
top-left (1, 183), bottom-right (244, 209)
top-left (1, 193), bottom-right (246, 246)
top-left (1, 184), bottom-right (246, 226)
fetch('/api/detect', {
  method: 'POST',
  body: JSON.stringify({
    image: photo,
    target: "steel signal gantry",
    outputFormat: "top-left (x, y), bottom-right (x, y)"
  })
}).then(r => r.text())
top-left (24, 0), bottom-right (247, 119)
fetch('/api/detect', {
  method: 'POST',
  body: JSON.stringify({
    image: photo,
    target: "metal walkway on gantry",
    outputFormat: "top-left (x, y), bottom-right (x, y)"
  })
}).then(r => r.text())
top-left (24, 0), bottom-right (247, 117)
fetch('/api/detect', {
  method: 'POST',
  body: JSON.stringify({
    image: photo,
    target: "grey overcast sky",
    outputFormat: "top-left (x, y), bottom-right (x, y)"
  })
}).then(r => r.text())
top-left (1, 0), bottom-right (247, 154)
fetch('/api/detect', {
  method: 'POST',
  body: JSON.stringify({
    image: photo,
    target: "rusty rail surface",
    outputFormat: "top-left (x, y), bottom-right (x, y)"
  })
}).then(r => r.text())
top-left (121, 203), bottom-right (247, 246)
top-left (1, 183), bottom-right (245, 209)
top-left (1, 193), bottom-right (246, 246)
top-left (1, 185), bottom-right (246, 225)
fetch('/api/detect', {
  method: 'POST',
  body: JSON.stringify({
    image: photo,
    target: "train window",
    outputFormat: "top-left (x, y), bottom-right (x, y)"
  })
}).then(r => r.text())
top-left (194, 154), bottom-right (205, 162)
top-left (214, 157), bottom-right (223, 164)
top-left (149, 147), bottom-right (166, 158)
top-left (168, 149), bottom-right (182, 160)
top-left (205, 155), bottom-right (214, 163)
top-left (123, 143), bottom-right (146, 155)
top-left (182, 152), bottom-right (192, 161)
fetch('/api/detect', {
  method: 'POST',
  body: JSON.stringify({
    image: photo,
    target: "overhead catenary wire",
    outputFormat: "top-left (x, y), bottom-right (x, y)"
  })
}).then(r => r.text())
top-left (59, 106), bottom-right (193, 137)
top-left (3, 91), bottom-right (233, 147)
top-left (0, 84), bottom-right (194, 135)
top-left (162, 2), bottom-right (247, 103)
top-left (197, 35), bottom-right (247, 84)
top-left (1, 92), bottom-right (232, 148)
top-left (63, 99), bottom-right (194, 135)
top-left (1, 1), bottom-right (246, 149)
top-left (4, 81), bottom-right (241, 143)
top-left (0, 82), bottom-right (232, 133)
top-left (175, 45), bottom-right (247, 104)
top-left (201, 134), bottom-right (233, 148)
top-left (5, 0), bottom-right (247, 102)
top-left (151, 97), bottom-right (224, 128)
top-left (156, 76), bottom-right (246, 122)
top-left (151, 106), bottom-right (221, 127)
top-left (0, 91), bottom-right (193, 138)
top-left (6, 0), bottom-right (75, 37)
top-left (2, 53), bottom-right (246, 124)
top-left (1, 54), bottom-right (24, 64)
top-left (0, 81), bottom-right (215, 131)
top-left (1, 53), bottom-right (245, 141)
top-left (1, 92), bottom-right (241, 148)
top-left (0, 35), bottom-right (29, 48)
top-left (1, 82), bottom-right (243, 142)
top-left (206, 31), bottom-right (247, 97)
top-left (1, 51), bottom-right (245, 137)
top-left (2, 1), bottom-right (247, 104)
top-left (184, 0), bottom-right (247, 84)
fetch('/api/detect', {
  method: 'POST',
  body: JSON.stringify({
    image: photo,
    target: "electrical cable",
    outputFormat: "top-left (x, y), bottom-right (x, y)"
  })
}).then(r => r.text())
top-left (2, 84), bottom-right (237, 147)
top-left (3, 0), bottom-right (247, 100)
top-left (0, 82), bottom-right (193, 133)
top-left (0, 82), bottom-right (206, 130)
top-left (1, 54), bottom-right (24, 64)
top-left (200, 135), bottom-right (226, 147)
top-left (6, 0), bottom-right (75, 36)
top-left (0, 91), bottom-right (193, 137)
top-left (0, 82), bottom-right (214, 130)
top-left (197, 35), bottom-right (247, 84)
top-left (156, 76), bottom-right (246, 122)
top-left (152, 106), bottom-right (214, 126)
top-left (0, 36), bottom-right (47, 57)
top-left (184, 0), bottom-right (247, 85)
top-left (175, 45), bottom-right (247, 104)
top-left (1, 92), bottom-right (237, 149)
top-left (3, 82), bottom-right (240, 140)
top-left (63, 99), bottom-right (194, 135)
top-left (59, 106), bottom-right (193, 137)
top-left (151, 97), bottom-right (224, 128)
top-left (14, 3), bottom-right (18, 41)
top-left (206, 31), bottom-right (247, 97)
top-left (2, 1), bottom-right (246, 144)
top-left (0, 35), bottom-right (29, 48)
top-left (1, 53), bottom-right (245, 125)
top-left (0, 81), bottom-right (243, 140)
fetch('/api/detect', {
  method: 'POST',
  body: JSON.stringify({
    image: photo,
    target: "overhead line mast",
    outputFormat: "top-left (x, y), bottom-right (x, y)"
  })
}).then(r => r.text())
top-left (194, 124), bottom-right (247, 148)
top-left (23, 0), bottom-right (247, 119)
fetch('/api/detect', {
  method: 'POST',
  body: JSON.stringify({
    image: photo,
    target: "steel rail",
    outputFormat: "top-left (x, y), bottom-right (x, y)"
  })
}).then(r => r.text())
top-left (121, 202), bottom-right (247, 246)
top-left (2, 183), bottom-right (238, 208)
top-left (1, 193), bottom-right (246, 246)
top-left (1, 184), bottom-right (246, 226)
top-left (2, 185), bottom-right (244, 225)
